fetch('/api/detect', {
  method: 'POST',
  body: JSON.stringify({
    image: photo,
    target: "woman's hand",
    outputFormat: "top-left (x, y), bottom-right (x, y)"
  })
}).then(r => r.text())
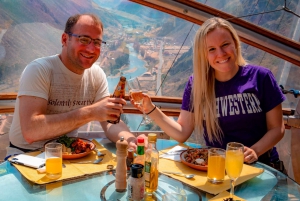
top-left (244, 146), bottom-right (258, 164)
top-left (129, 93), bottom-right (155, 114)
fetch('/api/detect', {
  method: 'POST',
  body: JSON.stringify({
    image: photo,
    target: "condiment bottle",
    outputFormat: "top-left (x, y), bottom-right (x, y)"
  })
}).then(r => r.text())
top-left (128, 163), bottom-right (145, 201)
top-left (127, 147), bottom-right (135, 170)
top-left (144, 193), bottom-right (157, 201)
top-left (144, 133), bottom-right (159, 194)
top-left (107, 76), bottom-right (126, 124)
top-left (133, 137), bottom-right (145, 165)
top-left (115, 136), bottom-right (128, 192)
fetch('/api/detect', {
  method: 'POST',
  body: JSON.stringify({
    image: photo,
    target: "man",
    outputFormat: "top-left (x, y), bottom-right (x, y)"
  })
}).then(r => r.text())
top-left (7, 13), bottom-right (140, 156)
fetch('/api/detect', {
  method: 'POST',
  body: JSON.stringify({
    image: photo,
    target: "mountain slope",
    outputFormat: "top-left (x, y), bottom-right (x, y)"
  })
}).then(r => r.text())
top-left (0, 0), bottom-right (122, 81)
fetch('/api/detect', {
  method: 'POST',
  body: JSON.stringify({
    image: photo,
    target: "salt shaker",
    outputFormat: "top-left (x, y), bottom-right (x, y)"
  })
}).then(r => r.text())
top-left (115, 136), bottom-right (128, 192)
top-left (128, 163), bottom-right (145, 201)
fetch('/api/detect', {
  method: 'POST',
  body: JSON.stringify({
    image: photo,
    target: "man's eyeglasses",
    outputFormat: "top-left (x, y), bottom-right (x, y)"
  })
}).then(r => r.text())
top-left (66, 32), bottom-right (106, 48)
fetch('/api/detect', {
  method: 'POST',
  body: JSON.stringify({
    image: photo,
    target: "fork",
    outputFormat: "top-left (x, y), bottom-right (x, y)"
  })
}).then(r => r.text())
top-left (160, 150), bottom-right (185, 155)
top-left (94, 149), bottom-right (106, 157)
top-left (69, 158), bottom-right (103, 164)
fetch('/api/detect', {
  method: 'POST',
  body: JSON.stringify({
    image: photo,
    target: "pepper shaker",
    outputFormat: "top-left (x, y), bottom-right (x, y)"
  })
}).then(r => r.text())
top-left (115, 136), bottom-right (128, 192)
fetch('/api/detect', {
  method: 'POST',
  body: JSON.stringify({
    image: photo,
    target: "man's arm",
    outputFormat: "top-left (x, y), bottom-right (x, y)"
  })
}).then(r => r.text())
top-left (100, 121), bottom-right (147, 150)
top-left (19, 95), bottom-right (125, 143)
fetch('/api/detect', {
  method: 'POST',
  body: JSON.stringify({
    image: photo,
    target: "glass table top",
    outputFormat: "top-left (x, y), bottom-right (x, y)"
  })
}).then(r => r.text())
top-left (0, 138), bottom-right (299, 201)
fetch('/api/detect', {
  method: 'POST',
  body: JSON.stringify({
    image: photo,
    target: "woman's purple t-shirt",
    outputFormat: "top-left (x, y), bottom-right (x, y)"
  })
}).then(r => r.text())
top-left (181, 64), bottom-right (286, 161)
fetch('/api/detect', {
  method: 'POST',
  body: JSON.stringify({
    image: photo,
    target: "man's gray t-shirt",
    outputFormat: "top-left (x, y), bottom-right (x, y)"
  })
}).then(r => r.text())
top-left (9, 54), bottom-right (110, 150)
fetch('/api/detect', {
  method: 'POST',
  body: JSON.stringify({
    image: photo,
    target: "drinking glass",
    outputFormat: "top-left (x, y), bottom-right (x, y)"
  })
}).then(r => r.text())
top-left (162, 193), bottom-right (186, 201)
top-left (225, 142), bottom-right (244, 198)
top-left (128, 78), bottom-right (152, 125)
top-left (207, 148), bottom-right (225, 184)
top-left (45, 142), bottom-right (62, 179)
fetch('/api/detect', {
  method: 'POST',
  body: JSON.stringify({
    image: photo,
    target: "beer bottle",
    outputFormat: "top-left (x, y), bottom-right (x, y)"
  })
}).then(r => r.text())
top-left (107, 76), bottom-right (126, 124)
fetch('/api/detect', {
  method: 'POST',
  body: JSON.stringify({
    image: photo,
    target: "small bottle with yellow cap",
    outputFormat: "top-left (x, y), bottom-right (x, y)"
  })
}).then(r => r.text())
top-left (144, 133), bottom-right (159, 194)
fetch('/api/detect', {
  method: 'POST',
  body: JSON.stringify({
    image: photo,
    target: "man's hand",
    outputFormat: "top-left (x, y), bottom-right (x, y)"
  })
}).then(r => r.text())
top-left (92, 97), bottom-right (127, 122)
top-left (127, 134), bottom-right (148, 151)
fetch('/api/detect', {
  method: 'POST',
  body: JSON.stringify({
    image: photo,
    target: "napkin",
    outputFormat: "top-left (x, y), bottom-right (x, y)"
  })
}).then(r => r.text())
top-left (159, 145), bottom-right (187, 161)
top-left (10, 139), bottom-right (117, 184)
top-left (159, 146), bottom-right (264, 195)
top-left (209, 191), bottom-right (246, 201)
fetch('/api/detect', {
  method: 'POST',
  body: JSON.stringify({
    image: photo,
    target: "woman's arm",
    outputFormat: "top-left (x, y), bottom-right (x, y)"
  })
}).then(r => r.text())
top-left (133, 94), bottom-right (194, 143)
top-left (244, 103), bottom-right (285, 163)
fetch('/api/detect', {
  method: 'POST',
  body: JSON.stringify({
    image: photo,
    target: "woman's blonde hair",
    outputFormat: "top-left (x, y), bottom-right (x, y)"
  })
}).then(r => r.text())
top-left (192, 17), bottom-right (246, 143)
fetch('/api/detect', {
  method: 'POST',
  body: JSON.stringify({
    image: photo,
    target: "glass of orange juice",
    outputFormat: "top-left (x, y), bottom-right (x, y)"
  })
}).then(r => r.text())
top-left (45, 142), bottom-right (62, 180)
top-left (225, 142), bottom-right (244, 199)
top-left (207, 148), bottom-right (226, 184)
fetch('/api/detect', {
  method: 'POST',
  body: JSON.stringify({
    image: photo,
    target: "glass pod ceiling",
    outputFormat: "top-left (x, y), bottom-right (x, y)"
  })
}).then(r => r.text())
top-left (0, 0), bottom-right (299, 130)
top-left (198, 0), bottom-right (300, 42)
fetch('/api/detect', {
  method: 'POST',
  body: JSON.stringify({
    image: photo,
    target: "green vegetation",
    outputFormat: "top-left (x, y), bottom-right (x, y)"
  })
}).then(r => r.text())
top-left (144, 55), bottom-right (157, 67)
top-left (169, 47), bottom-right (193, 76)
top-left (110, 47), bottom-right (130, 76)
top-left (56, 135), bottom-right (75, 148)
top-left (133, 41), bottom-right (140, 53)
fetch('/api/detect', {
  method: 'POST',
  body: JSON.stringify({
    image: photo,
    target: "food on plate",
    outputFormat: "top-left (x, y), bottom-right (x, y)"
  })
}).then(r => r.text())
top-left (56, 135), bottom-right (92, 155)
top-left (183, 148), bottom-right (208, 166)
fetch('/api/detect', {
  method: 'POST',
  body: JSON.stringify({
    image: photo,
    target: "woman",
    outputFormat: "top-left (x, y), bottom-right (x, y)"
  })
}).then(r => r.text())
top-left (131, 17), bottom-right (285, 168)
